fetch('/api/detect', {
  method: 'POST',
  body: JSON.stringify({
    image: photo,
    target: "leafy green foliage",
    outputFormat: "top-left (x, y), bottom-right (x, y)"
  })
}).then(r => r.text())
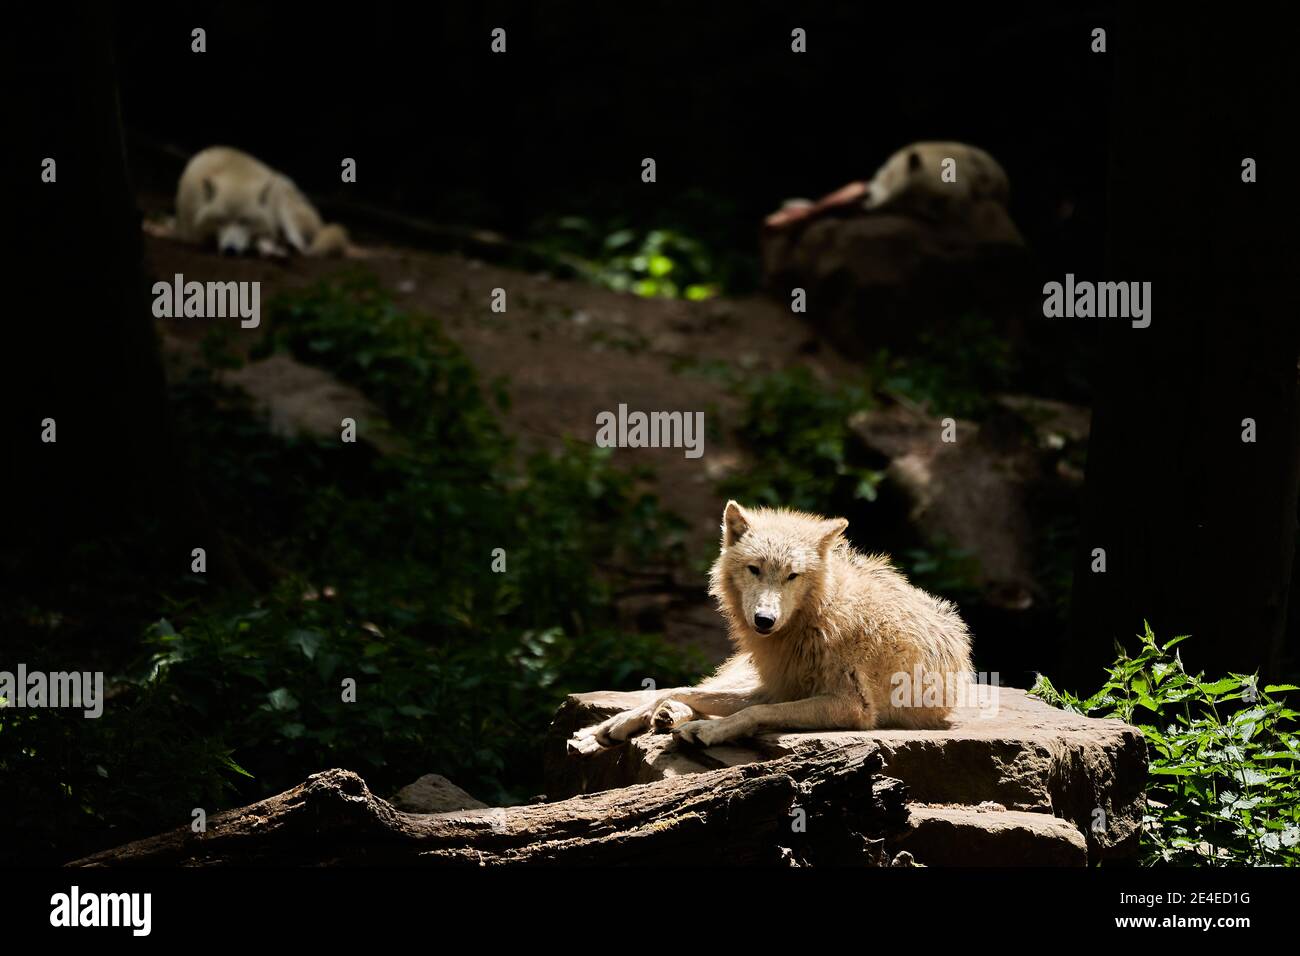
top-left (0, 276), bottom-right (704, 864)
top-left (712, 365), bottom-right (984, 599)
top-left (898, 540), bottom-right (983, 607)
top-left (866, 312), bottom-right (1015, 419)
top-left (1032, 623), bottom-right (1300, 866)
top-left (719, 366), bottom-right (884, 513)
top-left (114, 600), bottom-right (696, 807)
top-left (592, 227), bottom-right (720, 300)
top-left (0, 669), bottom-right (249, 865)
top-left (260, 274), bottom-right (498, 435)
top-left (533, 218), bottom-right (725, 300)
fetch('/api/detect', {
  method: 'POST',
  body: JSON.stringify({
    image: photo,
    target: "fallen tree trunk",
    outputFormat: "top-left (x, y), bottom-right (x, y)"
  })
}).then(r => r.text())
top-left (70, 743), bottom-right (907, 866)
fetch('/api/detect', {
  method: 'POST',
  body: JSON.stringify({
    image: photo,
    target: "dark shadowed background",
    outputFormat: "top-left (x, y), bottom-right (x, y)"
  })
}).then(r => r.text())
top-left (6, 1), bottom-right (1299, 869)
top-left (118, 1), bottom-right (1112, 299)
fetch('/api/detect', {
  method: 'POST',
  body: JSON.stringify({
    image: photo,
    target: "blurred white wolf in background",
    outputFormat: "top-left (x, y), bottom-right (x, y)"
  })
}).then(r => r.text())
top-left (176, 146), bottom-right (348, 257)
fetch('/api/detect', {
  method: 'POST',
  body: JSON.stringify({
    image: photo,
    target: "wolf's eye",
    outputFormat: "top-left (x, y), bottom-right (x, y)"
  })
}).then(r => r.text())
top-left (787, 573), bottom-right (799, 581)
top-left (747, 565), bottom-right (760, 576)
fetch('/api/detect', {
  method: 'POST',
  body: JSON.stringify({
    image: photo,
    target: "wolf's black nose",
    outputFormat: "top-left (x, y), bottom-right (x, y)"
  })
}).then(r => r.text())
top-left (220, 245), bottom-right (238, 257)
top-left (753, 613), bottom-right (776, 633)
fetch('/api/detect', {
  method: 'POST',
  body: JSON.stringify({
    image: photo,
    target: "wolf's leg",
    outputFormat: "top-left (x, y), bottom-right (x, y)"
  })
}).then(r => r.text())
top-left (650, 687), bottom-right (760, 731)
top-left (279, 213), bottom-right (308, 254)
top-left (674, 695), bottom-right (873, 747)
top-left (646, 654), bottom-right (765, 732)
top-left (764, 180), bottom-right (869, 230)
top-left (574, 685), bottom-right (759, 746)
top-left (570, 654), bottom-right (762, 748)
top-left (650, 698), bottom-right (696, 731)
top-left (567, 692), bottom-right (684, 749)
top-left (274, 189), bottom-right (311, 255)
top-left (255, 236), bottom-right (288, 258)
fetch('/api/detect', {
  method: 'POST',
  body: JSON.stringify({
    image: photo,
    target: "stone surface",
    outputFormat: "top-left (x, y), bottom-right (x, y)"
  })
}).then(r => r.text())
top-left (390, 773), bottom-right (488, 814)
top-left (759, 208), bottom-right (1030, 358)
top-left (546, 684), bottom-right (1146, 864)
top-left (893, 804), bottom-right (1087, 866)
top-left (849, 403), bottom-right (1043, 610)
top-left (218, 353), bottom-right (400, 453)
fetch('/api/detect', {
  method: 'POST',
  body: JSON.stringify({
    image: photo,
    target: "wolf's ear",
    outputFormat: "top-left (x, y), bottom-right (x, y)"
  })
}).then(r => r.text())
top-left (202, 178), bottom-right (216, 202)
top-left (818, 517), bottom-right (848, 551)
top-left (258, 181), bottom-right (273, 206)
top-left (722, 500), bottom-right (751, 548)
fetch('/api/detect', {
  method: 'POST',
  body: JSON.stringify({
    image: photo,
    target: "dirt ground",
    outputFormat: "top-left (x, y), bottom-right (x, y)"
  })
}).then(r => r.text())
top-left (142, 217), bottom-right (863, 664)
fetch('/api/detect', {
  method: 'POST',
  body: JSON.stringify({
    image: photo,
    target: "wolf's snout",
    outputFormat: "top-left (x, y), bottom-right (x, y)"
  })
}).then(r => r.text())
top-left (753, 612), bottom-right (776, 634)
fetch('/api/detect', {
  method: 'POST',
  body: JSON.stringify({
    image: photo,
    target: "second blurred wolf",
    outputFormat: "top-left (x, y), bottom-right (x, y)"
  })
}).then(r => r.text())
top-left (176, 146), bottom-right (348, 257)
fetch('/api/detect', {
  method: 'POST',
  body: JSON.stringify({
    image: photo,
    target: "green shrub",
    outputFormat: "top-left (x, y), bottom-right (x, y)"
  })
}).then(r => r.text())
top-left (0, 276), bottom-right (704, 864)
top-left (719, 366), bottom-right (884, 514)
top-left (531, 218), bottom-right (727, 300)
top-left (0, 670), bottom-right (249, 865)
top-left (1032, 623), bottom-right (1300, 866)
top-left (897, 540), bottom-right (983, 608)
top-left (711, 366), bottom-right (990, 599)
top-left (865, 312), bottom-right (1015, 419)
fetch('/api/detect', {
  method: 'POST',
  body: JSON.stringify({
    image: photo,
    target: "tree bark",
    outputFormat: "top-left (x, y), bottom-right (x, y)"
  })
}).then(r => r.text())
top-left (69, 744), bottom-right (908, 866)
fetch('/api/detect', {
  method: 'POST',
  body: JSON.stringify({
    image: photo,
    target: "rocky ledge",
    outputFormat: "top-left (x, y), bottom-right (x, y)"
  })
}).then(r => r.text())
top-left (546, 684), bottom-right (1146, 866)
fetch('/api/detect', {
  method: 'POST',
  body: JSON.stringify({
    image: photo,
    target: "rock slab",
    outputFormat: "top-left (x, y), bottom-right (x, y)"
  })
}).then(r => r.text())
top-left (547, 685), bottom-right (1146, 865)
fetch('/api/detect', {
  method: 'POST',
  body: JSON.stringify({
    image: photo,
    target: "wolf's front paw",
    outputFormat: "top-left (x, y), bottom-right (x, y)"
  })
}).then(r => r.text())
top-left (598, 705), bottom-right (654, 744)
top-left (673, 717), bottom-right (739, 748)
top-left (651, 698), bottom-right (695, 732)
top-left (566, 729), bottom-right (605, 756)
top-left (255, 236), bottom-right (289, 258)
top-left (569, 705), bottom-right (653, 752)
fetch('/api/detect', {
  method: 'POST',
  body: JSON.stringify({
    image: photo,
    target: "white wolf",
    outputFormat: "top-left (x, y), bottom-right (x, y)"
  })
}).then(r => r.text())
top-left (862, 141), bottom-right (1009, 220)
top-left (175, 146), bottom-right (348, 257)
top-left (765, 141), bottom-right (1009, 229)
top-left (571, 501), bottom-right (974, 750)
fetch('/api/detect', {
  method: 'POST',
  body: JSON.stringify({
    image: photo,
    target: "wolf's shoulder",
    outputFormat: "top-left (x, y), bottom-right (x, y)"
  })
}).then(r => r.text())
top-left (833, 541), bottom-right (897, 576)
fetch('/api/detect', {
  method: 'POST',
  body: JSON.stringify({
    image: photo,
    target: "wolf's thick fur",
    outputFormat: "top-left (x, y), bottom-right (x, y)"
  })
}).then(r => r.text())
top-left (763, 141), bottom-right (1009, 231)
top-left (863, 141), bottom-right (1009, 221)
top-left (176, 146), bottom-right (348, 257)
top-left (571, 501), bottom-right (974, 750)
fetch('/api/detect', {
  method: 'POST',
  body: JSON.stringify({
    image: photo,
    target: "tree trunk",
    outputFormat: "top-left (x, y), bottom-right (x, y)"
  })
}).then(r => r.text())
top-left (69, 744), bottom-right (908, 866)
top-left (1065, 9), bottom-right (1300, 685)
top-left (6, 6), bottom-right (248, 597)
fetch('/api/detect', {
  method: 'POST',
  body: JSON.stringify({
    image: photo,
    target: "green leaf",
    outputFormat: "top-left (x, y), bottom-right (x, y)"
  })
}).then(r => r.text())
top-left (265, 688), bottom-right (299, 712)
top-left (647, 254), bottom-right (674, 278)
top-left (222, 754), bottom-right (254, 779)
top-left (287, 629), bottom-right (324, 661)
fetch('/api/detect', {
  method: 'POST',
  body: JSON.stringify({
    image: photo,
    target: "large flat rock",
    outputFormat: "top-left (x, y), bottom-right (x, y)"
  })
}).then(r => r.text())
top-left (546, 685), bottom-right (1146, 864)
top-left (759, 209), bottom-right (1031, 359)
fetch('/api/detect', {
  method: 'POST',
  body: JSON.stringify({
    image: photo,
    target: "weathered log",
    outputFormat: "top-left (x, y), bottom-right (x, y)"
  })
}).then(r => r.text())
top-left (70, 743), bottom-right (907, 866)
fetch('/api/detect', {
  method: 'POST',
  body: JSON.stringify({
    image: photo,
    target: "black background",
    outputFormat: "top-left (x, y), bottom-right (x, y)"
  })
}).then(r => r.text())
top-left (116, 0), bottom-right (1113, 280)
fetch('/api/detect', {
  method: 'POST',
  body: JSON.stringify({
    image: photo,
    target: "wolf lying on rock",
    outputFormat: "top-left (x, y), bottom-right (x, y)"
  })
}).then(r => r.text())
top-left (176, 146), bottom-right (348, 257)
top-left (764, 141), bottom-right (1010, 231)
top-left (570, 501), bottom-right (974, 752)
